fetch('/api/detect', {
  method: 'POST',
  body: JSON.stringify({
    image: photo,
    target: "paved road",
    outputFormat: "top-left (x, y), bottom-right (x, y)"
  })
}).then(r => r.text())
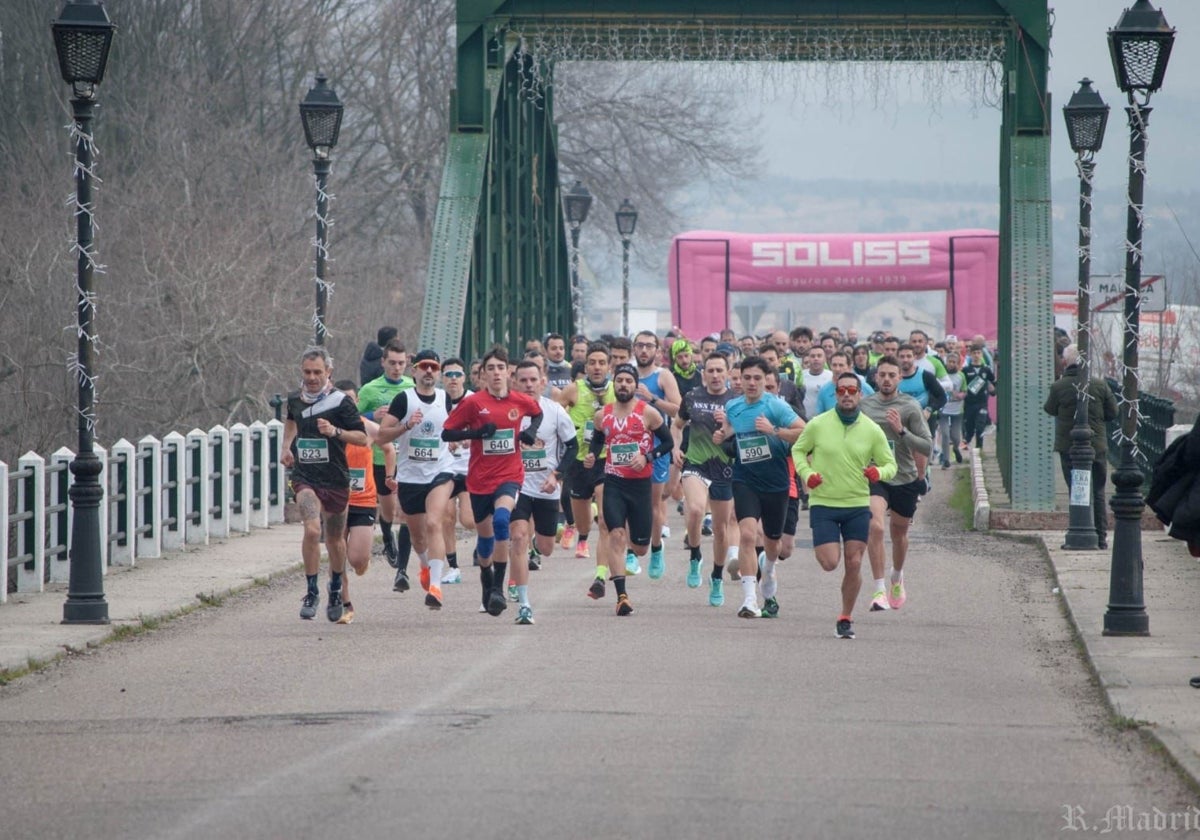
top-left (1, 471), bottom-right (1194, 839)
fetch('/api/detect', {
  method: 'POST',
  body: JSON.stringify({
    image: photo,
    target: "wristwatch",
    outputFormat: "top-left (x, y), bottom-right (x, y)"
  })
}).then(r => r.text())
top-left (898, 429), bottom-right (907, 437)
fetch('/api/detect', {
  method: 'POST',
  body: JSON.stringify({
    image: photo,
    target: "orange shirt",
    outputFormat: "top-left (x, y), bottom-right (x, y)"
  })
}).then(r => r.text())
top-left (346, 443), bottom-right (376, 509)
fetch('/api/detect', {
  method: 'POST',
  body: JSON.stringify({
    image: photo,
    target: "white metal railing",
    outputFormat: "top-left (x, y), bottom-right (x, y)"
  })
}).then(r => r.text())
top-left (2, 420), bottom-right (287, 604)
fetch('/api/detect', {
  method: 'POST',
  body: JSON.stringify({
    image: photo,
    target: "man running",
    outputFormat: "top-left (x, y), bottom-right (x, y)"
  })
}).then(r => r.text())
top-left (793, 372), bottom-right (897, 639)
top-left (281, 347), bottom-right (368, 623)
top-left (557, 342), bottom-right (615, 562)
top-left (859, 355), bottom-right (932, 612)
top-left (443, 346), bottom-right (543, 617)
top-left (439, 357), bottom-right (474, 584)
top-left (631, 330), bottom-right (682, 578)
top-left (583, 363), bottom-right (674, 616)
top-left (712, 356), bottom-right (805, 619)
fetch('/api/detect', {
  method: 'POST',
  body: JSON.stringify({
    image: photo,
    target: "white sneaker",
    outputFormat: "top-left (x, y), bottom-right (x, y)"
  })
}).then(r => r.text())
top-left (737, 599), bottom-right (761, 619)
top-left (441, 568), bottom-right (462, 584)
top-left (661, 525), bottom-right (671, 540)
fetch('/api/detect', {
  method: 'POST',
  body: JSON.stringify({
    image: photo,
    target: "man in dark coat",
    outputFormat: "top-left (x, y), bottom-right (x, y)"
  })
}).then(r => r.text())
top-left (359, 325), bottom-right (397, 386)
top-left (1147, 415), bottom-right (1200, 556)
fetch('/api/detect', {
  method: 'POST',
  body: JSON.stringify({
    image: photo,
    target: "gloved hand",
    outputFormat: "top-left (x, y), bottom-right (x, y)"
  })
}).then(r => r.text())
top-left (805, 472), bottom-right (823, 490)
top-left (863, 465), bottom-right (880, 483)
top-left (476, 422), bottom-right (498, 439)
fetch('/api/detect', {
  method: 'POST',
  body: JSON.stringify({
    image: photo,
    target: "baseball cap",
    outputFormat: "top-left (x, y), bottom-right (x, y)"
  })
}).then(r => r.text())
top-left (413, 349), bottom-right (440, 366)
top-left (715, 342), bottom-right (738, 357)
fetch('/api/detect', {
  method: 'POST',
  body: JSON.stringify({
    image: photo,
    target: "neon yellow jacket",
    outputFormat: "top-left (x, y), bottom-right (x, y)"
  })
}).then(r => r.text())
top-left (792, 410), bottom-right (897, 508)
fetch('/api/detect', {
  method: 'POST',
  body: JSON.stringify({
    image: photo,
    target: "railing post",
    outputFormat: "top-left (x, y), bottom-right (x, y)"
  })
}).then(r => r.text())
top-left (161, 432), bottom-right (185, 552)
top-left (267, 419), bottom-right (286, 525)
top-left (109, 439), bottom-right (136, 567)
top-left (185, 429), bottom-right (209, 546)
top-left (95, 442), bottom-right (110, 574)
top-left (49, 447), bottom-right (74, 583)
top-left (209, 425), bottom-right (230, 539)
top-left (229, 423), bottom-right (252, 533)
top-left (137, 435), bottom-right (162, 559)
top-left (249, 421), bottom-right (270, 528)
top-left (16, 452), bottom-right (47, 593)
top-left (0, 460), bottom-right (8, 604)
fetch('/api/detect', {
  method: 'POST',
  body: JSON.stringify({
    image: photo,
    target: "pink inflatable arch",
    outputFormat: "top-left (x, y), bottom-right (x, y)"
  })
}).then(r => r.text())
top-left (668, 229), bottom-right (999, 343)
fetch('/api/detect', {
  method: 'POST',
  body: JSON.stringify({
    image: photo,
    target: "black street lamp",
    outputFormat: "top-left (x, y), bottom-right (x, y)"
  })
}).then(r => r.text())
top-left (299, 73), bottom-right (343, 346)
top-left (1104, 0), bottom-right (1174, 636)
top-left (615, 199), bottom-right (638, 337)
top-left (563, 181), bottom-right (592, 332)
top-left (1061, 78), bottom-right (1109, 551)
top-left (53, 0), bottom-right (115, 625)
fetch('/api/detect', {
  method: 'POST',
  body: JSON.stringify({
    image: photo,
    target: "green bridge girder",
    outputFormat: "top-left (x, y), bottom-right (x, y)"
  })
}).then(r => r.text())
top-left (421, 0), bottom-right (1055, 509)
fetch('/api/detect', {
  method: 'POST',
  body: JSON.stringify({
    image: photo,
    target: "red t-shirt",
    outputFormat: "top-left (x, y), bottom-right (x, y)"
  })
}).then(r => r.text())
top-left (599, 401), bottom-right (654, 480)
top-left (444, 388), bottom-right (542, 494)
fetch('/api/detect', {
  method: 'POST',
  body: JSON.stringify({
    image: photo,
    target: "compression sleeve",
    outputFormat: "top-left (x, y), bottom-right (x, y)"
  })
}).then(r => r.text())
top-left (649, 420), bottom-right (674, 459)
top-left (589, 427), bottom-right (607, 458)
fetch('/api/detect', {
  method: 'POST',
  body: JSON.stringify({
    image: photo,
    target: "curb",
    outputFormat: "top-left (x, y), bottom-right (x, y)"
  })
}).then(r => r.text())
top-left (970, 445), bottom-right (990, 531)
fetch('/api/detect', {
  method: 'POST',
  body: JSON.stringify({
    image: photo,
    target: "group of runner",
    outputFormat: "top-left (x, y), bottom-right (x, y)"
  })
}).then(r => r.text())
top-left (282, 324), bottom-right (990, 638)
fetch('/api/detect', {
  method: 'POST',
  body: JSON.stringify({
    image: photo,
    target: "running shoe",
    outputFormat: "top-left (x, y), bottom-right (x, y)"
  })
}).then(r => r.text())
top-left (738, 600), bottom-right (761, 619)
top-left (442, 567), bottom-right (462, 585)
top-left (575, 541), bottom-right (590, 560)
top-left (590, 501), bottom-right (599, 522)
top-left (300, 590), bottom-right (319, 620)
top-left (661, 525), bottom-right (671, 540)
top-left (686, 558), bottom-right (702, 589)
top-left (836, 618), bottom-right (856, 639)
top-left (648, 547), bottom-right (665, 579)
top-left (587, 577), bottom-right (606, 600)
top-left (486, 588), bottom-right (508, 616)
top-left (425, 584), bottom-right (443, 610)
top-left (336, 602), bottom-right (355, 625)
top-left (528, 549), bottom-right (541, 571)
top-left (701, 513), bottom-right (713, 536)
top-left (762, 596), bottom-right (780, 619)
top-left (676, 500), bottom-right (685, 515)
top-left (508, 582), bottom-right (519, 602)
top-left (616, 594), bottom-right (633, 616)
top-left (393, 569), bottom-right (410, 592)
top-left (888, 580), bottom-right (907, 610)
top-left (625, 551), bottom-right (642, 576)
top-left (728, 564), bottom-right (741, 582)
top-left (326, 587), bottom-right (344, 623)
top-left (516, 605), bottom-right (535, 625)
top-left (419, 566), bottom-right (431, 592)
top-left (383, 540), bottom-right (399, 569)
top-left (869, 590), bottom-right (891, 611)
top-left (560, 525), bottom-right (577, 550)
top-left (801, 497), bottom-right (810, 511)
top-left (709, 578), bottom-right (725, 607)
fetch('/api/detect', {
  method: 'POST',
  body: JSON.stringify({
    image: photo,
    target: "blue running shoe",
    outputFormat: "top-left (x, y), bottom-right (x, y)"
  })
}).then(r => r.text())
top-left (648, 547), bottom-right (665, 579)
top-left (625, 551), bottom-right (642, 576)
top-left (686, 558), bottom-right (702, 588)
top-left (709, 578), bottom-right (724, 607)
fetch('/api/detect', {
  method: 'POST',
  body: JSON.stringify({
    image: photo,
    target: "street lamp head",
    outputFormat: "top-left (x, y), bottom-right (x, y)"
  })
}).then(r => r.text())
top-left (299, 73), bottom-right (344, 157)
top-left (563, 180), bottom-right (593, 227)
top-left (615, 199), bottom-right (638, 239)
top-left (1063, 78), bottom-right (1110, 155)
top-left (1108, 0), bottom-right (1175, 97)
top-left (51, 0), bottom-right (115, 99)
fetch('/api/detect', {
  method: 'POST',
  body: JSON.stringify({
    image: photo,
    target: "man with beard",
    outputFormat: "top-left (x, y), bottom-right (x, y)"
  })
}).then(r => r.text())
top-left (582, 364), bottom-right (674, 615)
top-left (897, 343), bottom-right (946, 493)
top-left (630, 331), bottom-right (683, 579)
top-left (859, 356), bottom-right (932, 613)
top-left (793, 372), bottom-right (896, 639)
top-left (558, 342), bottom-right (616, 562)
top-left (282, 347), bottom-right (369, 623)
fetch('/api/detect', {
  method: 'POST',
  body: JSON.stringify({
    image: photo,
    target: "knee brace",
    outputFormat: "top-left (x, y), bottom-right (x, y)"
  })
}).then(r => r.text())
top-left (476, 535), bottom-right (495, 560)
top-left (493, 506), bottom-right (511, 541)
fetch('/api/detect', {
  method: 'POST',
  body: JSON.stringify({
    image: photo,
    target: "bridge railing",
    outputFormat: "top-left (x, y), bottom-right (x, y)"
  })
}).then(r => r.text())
top-left (2, 420), bottom-right (287, 604)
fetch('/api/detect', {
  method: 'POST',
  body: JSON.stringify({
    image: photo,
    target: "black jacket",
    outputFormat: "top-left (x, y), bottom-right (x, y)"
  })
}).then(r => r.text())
top-left (1147, 419), bottom-right (1200, 543)
top-left (359, 342), bottom-right (385, 386)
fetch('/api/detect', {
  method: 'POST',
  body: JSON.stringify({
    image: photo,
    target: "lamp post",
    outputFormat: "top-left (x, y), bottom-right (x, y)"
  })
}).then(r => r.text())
top-left (53, 0), bottom-right (115, 625)
top-left (299, 73), bottom-right (344, 346)
top-left (563, 181), bottom-right (592, 333)
top-left (1104, 0), bottom-right (1174, 636)
top-left (1061, 78), bottom-right (1109, 551)
top-left (615, 199), bottom-right (639, 337)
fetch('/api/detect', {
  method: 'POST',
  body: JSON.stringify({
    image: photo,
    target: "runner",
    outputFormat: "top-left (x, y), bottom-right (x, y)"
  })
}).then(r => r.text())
top-left (442, 346), bottom-right (543, 617)
top-left (557, 342), bottom-right (616, 563)
top-left (582, 363), bottom-right (674, 616)
top-left (631, 330), bottom-right (682, 579)
top-left (792, 372), bottom-right (897, 639)
top-left (439, 357), bottom-right (474, 584)
top-left (712, 356), bottom-right (805, 619)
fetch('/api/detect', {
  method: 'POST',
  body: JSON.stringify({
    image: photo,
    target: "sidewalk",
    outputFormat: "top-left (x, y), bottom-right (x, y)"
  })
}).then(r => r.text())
top-left (0, 524), bottom-right (303, 677)
top-left (972, 437), bottom-right (1200, 785)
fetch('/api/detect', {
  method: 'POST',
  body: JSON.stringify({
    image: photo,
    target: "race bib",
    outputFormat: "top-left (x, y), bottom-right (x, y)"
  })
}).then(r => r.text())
top-left (296, 438), bottom-right (329, 463)
top-left (582, 420), bottom-right (595, 443)
top-left (349, 468), bottom-right (367, 492)
top-left (610, 442), bottom-right (639, 467)
top-left (968, 376), bottom-right (986, 395)
top-left (408, 437), bottom-right (440, 462)
top-left (737, 434), bottom-right (770, 464)
top-left (483, 428), bottom-right (516, 455)
top-left (522, 448), bottom-right (548, 472)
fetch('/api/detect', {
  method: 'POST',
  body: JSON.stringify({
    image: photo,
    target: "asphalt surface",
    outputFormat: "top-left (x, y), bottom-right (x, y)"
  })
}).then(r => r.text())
top-left (1, 468), bottom-right (1196, 839)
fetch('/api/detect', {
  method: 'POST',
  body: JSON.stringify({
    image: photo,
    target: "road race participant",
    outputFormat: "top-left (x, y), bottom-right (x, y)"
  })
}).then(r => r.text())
top-left (557, 342), bottom-right (616, 562)
top-left (859, 356), bottom-right (933, 612)
top-left (799, 346), bottom-right (832, 422)
top-left (443, 346), bottom-right (543, 617)
top-left (764, 369), bottom-right (802, 570)
top-left (816, 351), bottom-right (876, 414)
top-left (631, 330), bottom-right (683, 579)
top-left (508, 360), bottom-right (578, 624)
top-left (281, 347), bottom-right (369, 623)
top-left (356, 339), bottom-right (414, 577)
top-left (713, 356), bottom-right (804, 619)
top-left (439, 357), bottom-right (474, 584)
top-left (938, 350), bottom-right (967, 468)
top-left (583, 364), bottom-right (674, 616)
top-left (897, 343), bottom-right (947, 493)
top-left (675, 352), bottom-right (736, 605)
top-left (793, 372), bottom-right (897, 639)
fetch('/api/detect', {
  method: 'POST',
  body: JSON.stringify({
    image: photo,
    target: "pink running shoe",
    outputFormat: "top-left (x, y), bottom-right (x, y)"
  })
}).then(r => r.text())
top-left (888, 580), bottom-right (907, 610)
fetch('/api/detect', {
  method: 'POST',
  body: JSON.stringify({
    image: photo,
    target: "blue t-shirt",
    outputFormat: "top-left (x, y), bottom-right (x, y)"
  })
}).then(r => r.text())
top-left (815, 376), bottom-right (875, 414)
top-left (640, 368), bottom-right (671, 478)
top-left (726, 393), bottom-right (799, 492)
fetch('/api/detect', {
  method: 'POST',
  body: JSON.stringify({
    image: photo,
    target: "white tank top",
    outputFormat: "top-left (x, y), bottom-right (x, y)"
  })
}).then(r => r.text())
top-left (393, 388), bottom-right (455, 484)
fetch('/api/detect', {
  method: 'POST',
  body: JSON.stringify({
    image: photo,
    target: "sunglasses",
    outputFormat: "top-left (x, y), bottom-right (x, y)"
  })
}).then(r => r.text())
top-left (835, 385), bottom-right (860, 396)
top-left (415, 362), bottom-right (440, 372)
top-left (442, 371), bottom-right (465, 379)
